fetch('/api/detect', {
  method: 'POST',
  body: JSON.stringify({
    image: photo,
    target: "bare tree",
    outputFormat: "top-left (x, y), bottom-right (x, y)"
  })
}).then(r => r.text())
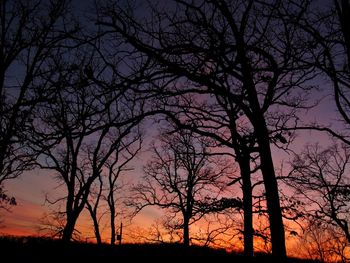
top-left (283, 1), bottom-right (350, 144)
top-left (96, 0), bottom-right (316, 259)
top-left (127, 217), bottom-right (183, 244)
top-left (37, 207), bottom-right (82, 241)
top-left (106, 133), bottom-right (142, 246)
top-left (85, 129), bottom-right (142, 245)
top-left (28, 41), bottom-right (153, 241)
top-left (85, 175), bottom-right (104, 244)
top-left (315, 0), bottom-right (350, 131)
top-left (0, 0), bottom-right (77, 207)
top-left (161, 95), bottom-right (258, 256)
top-left (287, 143), bottom-right (350, 244)
top-left (296, 219), bottom-right (349, 263)
top-left (130, 129), bottom-right (234, 247)
top-left (190, 211), bottom-right (239, 250)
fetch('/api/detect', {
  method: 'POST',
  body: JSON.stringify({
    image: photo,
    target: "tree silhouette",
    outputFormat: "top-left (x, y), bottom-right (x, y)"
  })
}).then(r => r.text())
top-left (144, 93), bottom-right (258, 255)
top-left (37, 207), bottom-right (82, 241)
top-left (85, 129), bottom-right (142, 245)
top-left (96, 0), bottom-right (315, 259)
top-left (85, 174), bottom-right (103, 245)
top-left (0, 0), bottom-right (77, 209)
top-left (130, 129), bottom-right (233, 247)
top-left (295, 218), bottom-right (349, 263)
top-left (28, 43), bottom-right (152, 241)
top-left (106, 133), bottom-right (142, 246)
top-left (287, 143), bottom-right (350, 243)
top-left (5, 1), bottom-right (350, 259)
top-left (313, 1), bottom-right (350, 129)
top-left (286, 0), bottom-right (350, 144)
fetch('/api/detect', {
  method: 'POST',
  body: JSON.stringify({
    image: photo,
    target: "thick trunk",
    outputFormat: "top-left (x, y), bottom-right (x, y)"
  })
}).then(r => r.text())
top-left (239, 155), bottom-right (254, 257)
top-left (231, 18), bottom-right (286, 259)
top-left (255, 122), bottom-right (286, 260)
top-left (62, 212), bottom-right (78, 242)
top-left (62, 191), bottom-right (76, 242)
top-left (62, 186), bottom-right (87, 242)
top-left (183, 216), bottom-right (190, 247)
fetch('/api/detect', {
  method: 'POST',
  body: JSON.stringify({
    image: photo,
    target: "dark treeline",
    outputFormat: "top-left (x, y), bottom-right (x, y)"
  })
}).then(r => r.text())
top-left (0, 236), bottom-right (321, 263)
top-left (0, 0), bottom-right (349, 262)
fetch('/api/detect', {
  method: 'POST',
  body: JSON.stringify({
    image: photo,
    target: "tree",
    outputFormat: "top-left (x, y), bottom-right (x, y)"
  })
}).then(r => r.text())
top-left (190, 211), bottom-right (240, 250)
top-left (85, 174), bottom-right (103, 244)
top-left (37, 207), bottom-right (82, 241)
top-left (316, 0), bottom-right (350, 130)
top-left (130, 129), bottom-right (234, 247)
top-left (97, 0), bottom-right (314, 259)
top-left (127, 217), bottom-right (183, 244)
top-left (161, 94), bottom-right (258, 256)
top-left (85, 129), bottom-right (142, 245)
top-left (287, 143), bottom-right (350, 243)
top-left (29, 43), bottom-right (152, 241)
top-left (0, 0), bottom-right (77, 207)
top-left (105, 133), bottom-right (142, 246)
top-left (296, 219), bottom-right (349, 263)
top-left (285, 0), bottom-right (350, 144)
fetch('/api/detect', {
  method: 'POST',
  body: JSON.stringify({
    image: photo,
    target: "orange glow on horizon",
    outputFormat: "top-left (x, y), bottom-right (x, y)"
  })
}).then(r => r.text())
top-left (1, 198), bottom-right (44, 237)
top-left (2, 204), bottom-right (349, 263)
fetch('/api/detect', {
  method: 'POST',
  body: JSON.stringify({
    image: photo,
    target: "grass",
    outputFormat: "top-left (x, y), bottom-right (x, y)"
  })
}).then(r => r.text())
top-left (0, 235), bottom-right (320, 263)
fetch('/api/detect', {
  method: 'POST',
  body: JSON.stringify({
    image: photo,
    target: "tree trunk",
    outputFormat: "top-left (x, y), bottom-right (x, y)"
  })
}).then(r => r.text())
top-left (232, 17), bottom-right (287, 259)
top-left (62, 185), bottom-right (89, 242)
top-left (254, 120), bottom-right (286, 260)
top-left (92, 215), bottom-right (102, 245)
top-left (62, 212), bottom-right (78, 242)
top-left (108, 185), bottom-right (117, 246)
top-left (338, 0), bottom-right (350, 65)
top-left (110, 203), bottom-right (116, 246)
top-left (62, 191), bottom-right (76, 242)
top-left (239, 155), bottom-right (254, 257)
top-left (183, 216), bottom-right (190, 247)
top-left (86, 202), bottom-right (102, 245)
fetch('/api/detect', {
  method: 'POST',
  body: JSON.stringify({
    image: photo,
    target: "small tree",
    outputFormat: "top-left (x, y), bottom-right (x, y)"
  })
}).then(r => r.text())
top-left (296, 219), bottom-right (349, 263)
top-left (85, 130), bottom-right (142, 245)
top-left (287, 143), bottom-right (350, 243)
top-left (130, 130), bottom-right (233, 247)
top-left (106, 134), bottom-right (142, 246)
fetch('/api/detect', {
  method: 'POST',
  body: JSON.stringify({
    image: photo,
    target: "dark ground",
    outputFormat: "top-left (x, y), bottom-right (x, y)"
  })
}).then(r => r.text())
top-left (0, 236), bottom-right (320, 263)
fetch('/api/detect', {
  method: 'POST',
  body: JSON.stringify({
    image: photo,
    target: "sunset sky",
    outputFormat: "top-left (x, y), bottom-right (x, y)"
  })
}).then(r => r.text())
top-left (1, 0), bottom-right (347, 260)
top-left (1, 88), bottom-right (339, 245)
